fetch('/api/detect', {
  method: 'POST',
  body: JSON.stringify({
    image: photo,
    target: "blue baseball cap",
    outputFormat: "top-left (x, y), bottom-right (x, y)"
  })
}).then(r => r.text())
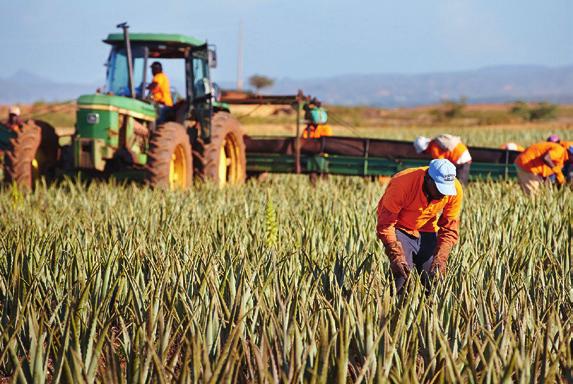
top-left (428, 159), bottom-right (457, 196)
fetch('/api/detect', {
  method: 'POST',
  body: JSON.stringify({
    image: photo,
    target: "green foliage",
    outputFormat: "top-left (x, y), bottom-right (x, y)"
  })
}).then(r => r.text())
top-left (248, 74), bottom-right (274, 93)
top-left (264, 193), bottom-right (278, 248)
top-left (10, 182), bottom-right (24, 208)
top-left (431, 97), bottom-right (467, 121)
top-left (530, 102), bottom-right (558, 121)
top-left (510, 100), bottom-right (531, 120)
top-left (0, 176), bottom-right (571, 382)
top-left (245, 120), bottom-right (573, 148)
top-left (510, 101), bottom-right (558, 122)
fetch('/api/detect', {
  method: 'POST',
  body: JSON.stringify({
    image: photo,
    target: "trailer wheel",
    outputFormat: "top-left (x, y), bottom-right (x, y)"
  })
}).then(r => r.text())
top-left (4, 120), bottom-right (59, 190)
top-left (146, 122), bottom-right (192, 190)
top-left (196, 112), bottom-right (246, 186)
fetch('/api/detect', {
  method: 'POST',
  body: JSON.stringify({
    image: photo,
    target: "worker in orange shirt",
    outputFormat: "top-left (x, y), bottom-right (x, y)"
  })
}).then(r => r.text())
top-left (147, 62), bottom-right (173, 123)
top-left (514, 141), bottom-right (569, 195)
top-left (6, 106), bottom-right (23, 132)
top-left (545, 134), bottom-right (573, 182)
top-left (413, 135), bottom-right (472, 185)
top-left (302, 124), bottom-right (333, 139)
top-left (377, 159), bottom-right (463, 293)
top-left (302, 99), bottom-right (332, 139)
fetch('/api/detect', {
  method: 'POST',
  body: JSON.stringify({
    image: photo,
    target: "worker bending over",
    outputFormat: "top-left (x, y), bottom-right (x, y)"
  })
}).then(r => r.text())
top-left (414, 134), bottom-right (472, 185)
top-left (147, 62), bottom-right (173, 122)
top-left (302, 98), bottom-right (332, 139)
top-left (514, 141), bottom-right (569, 195)
top-left (377, 159), bottom-right (463, 292)
top-left (545, 134), bottom-right (573, 183)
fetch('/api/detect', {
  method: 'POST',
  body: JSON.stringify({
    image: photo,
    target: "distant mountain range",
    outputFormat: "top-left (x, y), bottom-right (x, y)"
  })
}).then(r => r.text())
top-left (264, 65), bottom-right (573, 107)
top-left (2, 65), bottom-right (573, 107)
top-left (0, 70), bottom-right (100, 105)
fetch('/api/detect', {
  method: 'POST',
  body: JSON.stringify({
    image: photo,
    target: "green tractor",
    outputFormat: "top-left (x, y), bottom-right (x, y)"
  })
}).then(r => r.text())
top-left (1, 23), bottom-right (246, 190)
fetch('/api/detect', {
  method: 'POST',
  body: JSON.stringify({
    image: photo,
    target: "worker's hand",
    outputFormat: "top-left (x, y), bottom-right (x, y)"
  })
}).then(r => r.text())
top-left (430, 246), bottom-right (450, 277)
top-left (554, 170), bottom-right (565, 185)
top-left (384, 241), bottom-right (410, 279)
top-left (429, 259), bottom-right (447, 277)
top-left (391, 260), bottom-right (411, 279)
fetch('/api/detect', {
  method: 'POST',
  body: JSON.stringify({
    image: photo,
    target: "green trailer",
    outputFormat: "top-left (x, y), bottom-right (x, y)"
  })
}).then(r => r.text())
top-left (222, 95), bottom-right (521, 181)
top-left (243, 136), bottom-right (520, 180)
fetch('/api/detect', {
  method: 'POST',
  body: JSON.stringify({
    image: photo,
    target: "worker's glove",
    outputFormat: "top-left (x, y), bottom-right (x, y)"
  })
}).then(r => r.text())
top-left (384, 241), bottom-right (410, 279)
top-left (430, 260), bottom-right (446, 277)
top-left (429, 246), bottom-right (451, 277)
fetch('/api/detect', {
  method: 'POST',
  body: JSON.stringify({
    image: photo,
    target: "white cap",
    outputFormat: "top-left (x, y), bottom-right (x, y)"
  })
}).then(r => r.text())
top-left (504, 142), bottom-right (519, 151)
top-left (428, 159), bottom-right (457, 196)
top-left (413, 136), bottom-right (430, 154)
top-left (8, 106), bottom-right (21, 116)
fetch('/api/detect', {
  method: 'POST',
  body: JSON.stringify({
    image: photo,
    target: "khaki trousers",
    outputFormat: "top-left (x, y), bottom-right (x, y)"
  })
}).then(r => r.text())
top-left (516, 166), bottom-right (544, 195)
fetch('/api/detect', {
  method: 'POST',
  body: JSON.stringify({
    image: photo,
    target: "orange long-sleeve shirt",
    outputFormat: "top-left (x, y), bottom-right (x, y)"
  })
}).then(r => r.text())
top-left (515, 142), bottom-right (567, 180)
top-left (376, 167), bottom-right (463, 251)
top-left (302, 124), bottom-right (333, 139)
top-left (561, 141), bottom-right (573, 164)
top-left (150, 72), bottom-right (173, 107)
top-left (427, 140), bottom-right (472, 165)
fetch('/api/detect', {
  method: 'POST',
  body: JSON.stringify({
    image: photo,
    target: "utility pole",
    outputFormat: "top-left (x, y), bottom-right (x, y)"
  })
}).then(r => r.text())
top-left (237, 20), bottom-right (244, 91)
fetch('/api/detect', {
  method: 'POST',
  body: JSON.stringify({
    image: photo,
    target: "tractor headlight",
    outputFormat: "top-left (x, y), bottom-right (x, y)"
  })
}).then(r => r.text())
top-left (86, 113), bottom-right (100, 124)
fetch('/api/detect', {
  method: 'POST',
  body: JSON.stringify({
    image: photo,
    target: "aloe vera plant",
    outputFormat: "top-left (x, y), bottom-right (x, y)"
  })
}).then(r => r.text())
top-left (0, 170), bottom-right (571, 383)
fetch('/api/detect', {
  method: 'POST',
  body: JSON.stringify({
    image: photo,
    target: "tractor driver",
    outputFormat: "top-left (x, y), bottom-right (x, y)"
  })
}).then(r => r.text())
top-left (147, 62), bottom-right (173, 122)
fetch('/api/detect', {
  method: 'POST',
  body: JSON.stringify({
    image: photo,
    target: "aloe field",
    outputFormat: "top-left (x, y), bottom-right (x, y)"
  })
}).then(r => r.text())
top-left (0, 170), bottom-right (571, 383)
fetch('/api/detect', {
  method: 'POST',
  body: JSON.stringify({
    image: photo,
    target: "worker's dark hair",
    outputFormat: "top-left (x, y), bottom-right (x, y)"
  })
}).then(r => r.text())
top-left (151, 61), bottom-right (163, 71)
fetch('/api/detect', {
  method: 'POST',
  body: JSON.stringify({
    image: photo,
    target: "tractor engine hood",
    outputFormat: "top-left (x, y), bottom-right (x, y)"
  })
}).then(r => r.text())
top-left (74, 94), bottom-right (155, 171)
top-left (77, 94), bottom-right (156, 121)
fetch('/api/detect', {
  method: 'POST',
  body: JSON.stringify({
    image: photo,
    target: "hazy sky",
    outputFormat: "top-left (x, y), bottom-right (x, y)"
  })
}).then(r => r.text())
top-left (1, 0), bottom-right (572, 86)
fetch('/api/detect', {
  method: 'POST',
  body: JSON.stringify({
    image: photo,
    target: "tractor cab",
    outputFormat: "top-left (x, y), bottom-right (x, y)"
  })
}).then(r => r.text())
top-left (73, 26), bottom-right (245, 189)
top-left (104, 34), bottom-right (215, 114)
top-left (102, 32), bottom-right (217, 128)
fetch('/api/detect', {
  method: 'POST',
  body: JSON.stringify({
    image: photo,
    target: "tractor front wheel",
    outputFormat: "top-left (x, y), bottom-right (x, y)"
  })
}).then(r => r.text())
top-left (146, 122), bottom-right (193, 190)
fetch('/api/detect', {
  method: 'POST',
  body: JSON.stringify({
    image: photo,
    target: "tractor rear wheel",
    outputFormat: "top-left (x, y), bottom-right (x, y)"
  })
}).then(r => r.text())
top-left (195, 112), bottom-right (246, 187)
top-left (146, 122), bottom-right (192, 190)
top-left (4, 120), bottom-right (59, 190)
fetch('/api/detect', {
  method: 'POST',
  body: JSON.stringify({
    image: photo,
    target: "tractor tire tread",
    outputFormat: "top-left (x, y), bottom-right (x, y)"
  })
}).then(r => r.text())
top-left (4, 121), bottom-right (42, 189)
top-left (196, 112), bottom-right (246, 185)
top-left (146, 122), bottom-right (192, 188)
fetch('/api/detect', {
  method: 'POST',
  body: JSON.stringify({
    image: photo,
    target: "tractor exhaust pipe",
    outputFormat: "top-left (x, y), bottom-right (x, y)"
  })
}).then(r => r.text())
top-left (117, 22), bottom-right (136, 99)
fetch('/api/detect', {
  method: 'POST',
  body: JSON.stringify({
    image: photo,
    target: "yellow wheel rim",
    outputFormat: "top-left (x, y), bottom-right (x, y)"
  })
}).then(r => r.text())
top-left (169, 144), bottom-right (187, 190)
top-left (216, 135), bottom-right (242, 187)
top-left (217, 140), bottom-right (228, 187)
top-left (31, 157), bottom-right (40, 184)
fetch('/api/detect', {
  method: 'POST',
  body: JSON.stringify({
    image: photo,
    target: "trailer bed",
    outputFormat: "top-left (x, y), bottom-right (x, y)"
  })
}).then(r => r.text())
top-left (245, 136), bottom-right (520, 180)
